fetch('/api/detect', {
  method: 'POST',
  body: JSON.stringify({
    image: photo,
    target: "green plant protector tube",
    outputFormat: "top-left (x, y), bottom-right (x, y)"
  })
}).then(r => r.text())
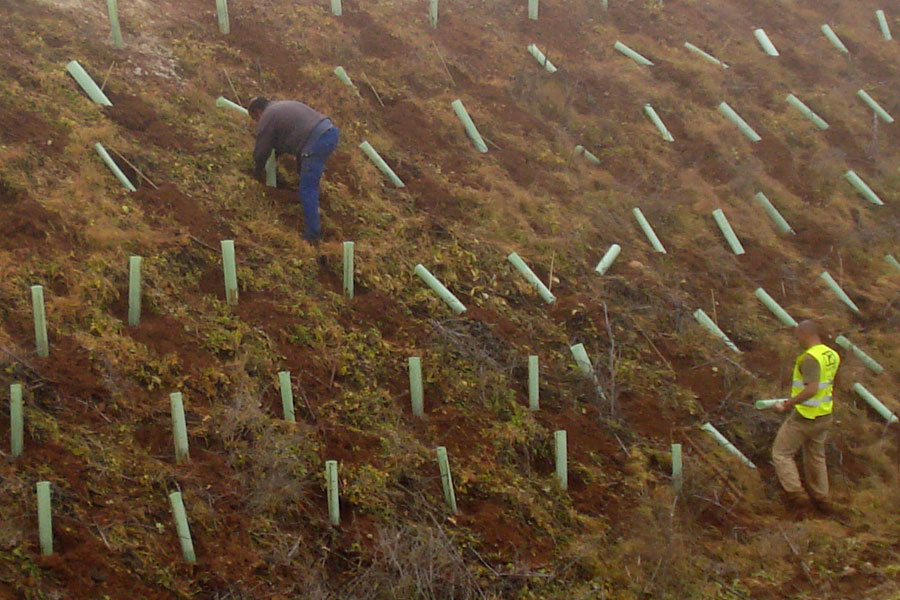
top-left (215, 96), bottom-right (248, 116)
top-left (671, 443), bottom-right (683, 493)
top-left (821, 24), bottom-right (849, 54)
top-left (325, 460), bottom-right (340, 525)
top-left (718, 102), bottom-right (761, 142)
top-left (278, 371), bottom-right (296, 422)
top-left (785, 94), bottom-right (829, 130)
top-left (819, 271), bottom-right (861, 314)
top-left (684, 42), bottom-right (728, 68)
top-left (755, 398), bottom-right (786, 410)
top-left (852, 383), bottom-right (898, 423)
top-left (528, 355), bottom-right (539, 410)
top-left (451, 100), bottom-right (488, 153)
top-left (886, 254), bottom-right (900, 274)
top-left (221, 240), bottom-right (238, 306)
top-left (508, 252), bottom-right (555, 304)
top-left (595, 244), bottom-right (621, 275)
top-left (331, 0), bottom-right (342, 16)
top-left (527, 44), bottom-right (557, 73)
top-left (632, 207), bottom-right (667, 253)
top-left (36, 481), bottom-right (53, 555)
top-left (614, 40), bottom-right (654, 66)
top-left (333, 67), bottom-right (360, 96)
top-left (574, 145), bottom-right (601, 165)
top-left (693, 308), bottom-right (741, 354)
top-left (215, 0), bottom-right (230, 34)
top-left (754, 287), bottom-right (797, 327)
top-left (409, 357), bottom-right (424, 417)
top-left (844, 170), bottom-right (884, 206)
top-left (554, 430), bottom-right (568, 490)
top-left (342, 241), bottom-right (354, 298)
top-left (644, 104), bottom-right (674, 142)
top-left (66, 61), bottom-right (113, 106)
top-left (877, 10), bottom-right (892, 41)
top-left (857, 90), bottom-right (894, 123)
top-left (835, 335), bottom-right (883, 375)
top-left (359, 141), bottom-right (405, 188)
top-left (128, 256), bottom-right (142, 326)
top-left (94, 143), bottom-right (137, 192)
top-left (712, 209), bottom-right (745, 255)
top-left (107, 0), bottom-right (124, 48)
top-left (754, 192), bottom-right (795, 235)
top-left (414, 264), bottom-right (467, 314)
top-left (168, 491), bottom-right (196, 562)
top-left (436, 446), bottom-right (458, 513)
top-left (30, 285), bottom-right (49, 358)
top-left (601, 0), bottom-right (608, 9)
top-left (170, 392), bottom-right (189, 463)
top-left (265, 150), bottom-right (276, 187)
top-left (429, 0), bottom-right (438, 27)
top-left (10, 384), bottom-right (23, 458)
top-left (753, 28), bottom-right (779, 56)
top-left (570, 343), bottom-right (593, 376)
top-left (528, 0), bottom-right (538, 20)
top-left (700, 423), bottom-right (756, 468)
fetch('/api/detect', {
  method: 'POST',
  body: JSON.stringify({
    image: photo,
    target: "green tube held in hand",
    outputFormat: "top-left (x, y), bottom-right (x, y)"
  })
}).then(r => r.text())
top-left (632, 207), bottom-right (667, 253)
top-left (718, 102), bottom-right (761, 142)
top-left (821, 24), bottom-right (849, 54)
top-left (10, 384), bottom-right (23, 458)
top-left (785, 94), bottom-right (829, 130)
top-left (693, 308), bottom-right (741, 354)
top-left (701, 423), bottom-right (756, 468)
top-left (857, 90), bottom-right (894, 123)
top-left (754, 192), bottom-right (794, 234)
top-left (835, 336), bottom-right (883, 375)
top-left (877, 10), bottom-right (892, 41)
top-left (754, 287), bottom-right (797, 327)
top-left (753, 28), bottom-right (779, 56)
top-left (644, 104), bottom-right (674, 142)
top-left (409, 357), bottom-right (424, 417)
top-left (326, 460), bottom-right (340, 525)
top-left (451, 100), bottom-right (488, 153)
top-left (712, 209), bottom-right (745, 255)
top-left (36, 481), bottom-right (53, 555)
top-left (819, 271), bottom-right (860, 314)
top-left (414, 264), bottom-right (467, 314)
top-left (31, 285), bottom-right (49, 358)
top-left (128, 256), bottom-right (142, 326)
top-left (554, 430), bottom-right (568, 491)
top-left (844, 170), bottom-right (883, 206)
top-left (168, 491), bottom-right (196, 563)
top-left (684, 42), bottom-right (728, 68)
top-left (94, 143), bottom-right (137, 192)
top-left (170, 392), bottom-right (189, 462)
top-left (66, 61), bottom-right (113, 106)
top-left (221, 240), bottom-right (238, 305)
top-left (755, 398), bottom-right (786, 410)
top-left (278, 371), bottom-right (296, 422)
top-left (614, 40), bottom-right (654, 66)
top-left (107, 0), bottom-right (124, 48)
top-left (508, 252), bottom-right (555, 304)
top-left (436, 446), bottom-right (458, 513)
top-left (359, 141), bottom-right (405, 187)
top-left (527, 44), bottom-right (557, 73)
top-left (528, 355), bottom-right (539, 410)
top-left (595, 244), bottom-right (621, 275)
top-left (215, 0), bottom-right (230, 34)
top-left (215, 96), bottom-right (249, 116)
top-left (886, 254), bottom-right (900, 274)
top-left (852, 383), bottom-right (898, 423)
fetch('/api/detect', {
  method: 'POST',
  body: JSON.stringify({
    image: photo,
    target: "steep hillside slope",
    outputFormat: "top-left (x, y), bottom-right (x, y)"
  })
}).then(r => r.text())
top-left (1, 0), bottom-right (900, 598)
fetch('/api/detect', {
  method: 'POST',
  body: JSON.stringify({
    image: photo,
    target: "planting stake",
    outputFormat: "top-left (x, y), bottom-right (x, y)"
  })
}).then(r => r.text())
top-left (684, 42), bottom-right (728, 68)
top-left (570, 343), bottom-right (593, 376)
top-left (326, 460), bottom-right (340, 525)
top-left (821, 24), bottom-right (849, 54)
top-left (409, 357), bottom-right (424, 417)
top-left (107, 0), bottom-right (124, 48)
top-left (844, 170), bottom-right (883, 206)
top-left (215, 0), bottom-right (230, 34)
top-left (128, 256), bottom-right (142, 326)
top-left (614, 40), bottom-right (654, 66)
top-left (852, 383), bottom-right (898, 423)
top-left (215, 96), bottom-right (249, 116)
top-left (755, 398), bottom-right (786, 410)
top-left (718, 102), bottom-right (761, 142)
top-left (10, 384), bottom-right (23, 458)
top-left (700, 423), bottom-right (756, 468)
top-left (66, 61), bottom-right (113, 106)
top-left (754, 192), bottom-right (794, 234)
top-left (429, 0), bottom-right (438, 27)
top-left (528, 0), bottom-right (538, 20)
top-left (820, 271), bottom-right (860, 314)
top-left (753, 28), bottom-right (779, 56)
top-left (886, 254), bottom-right (900, 274)
top-left (595, 244), bottom-right (621, 275)
top-left (278, 371), bottom-right (296, 422)
top-left (342, 241), bottom-right (354, 298)
top-left (94, 143), bottom-right (137, 192)
top-left (359, 141), bottom-right (405, 187)
top-left (31, 285), bottom-right (49, 358)
top-left (835, 335), bottom-right (883, 375)
top-left (170, 392), bottom-right (189, 463)
top-left (528, 355), bottom-right (539, 410)
top-left (877, 10), bottom-right (892, 41)
top-left (574, 145), bottom-right (601, 165)
top-left (36, 481), bottom-right (53, 555)
top-left (451, 100), bottom-right (488, 153)
top-left (632, 207), bottom-right (667, 253)
top-left (333, 67), bottom-right (361, 96)
top-left (785, 94), bottom-right (829, 130)
top-left (168, 491), bottom-right (196, 562)
top-left (554, 430), bottom-right (568, 490)
top-left (671, 443), bottom-right (683, 493)
top-left (331, 0), bottom-right (342, 16)
top-left (508, 252), bottom-right (555, 304)
top-left (693, 309), bottom-right (741, 354)
top-left (221, 240), bottom-right (238, 305)
top-left (712, 209), bottom-right (745, 255)
top-left (644, 104), bottom-right (674, 142)
top-left (265, 150), bottom-right (276, 187)
top-left (414, 264), bottom-right (466, 314)
top-left (857, 90), bottom-right (894, 123)
top-left (527, 44), bottom-right (557, 73)
top-left (436, 446), bottom-right (458, 513)
top-left (754, 287), bottom-right (797, 327)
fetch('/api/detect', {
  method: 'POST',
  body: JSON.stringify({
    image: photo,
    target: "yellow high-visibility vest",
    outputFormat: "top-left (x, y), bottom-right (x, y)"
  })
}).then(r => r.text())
top-left (791, 344), bottom-right (840, 419)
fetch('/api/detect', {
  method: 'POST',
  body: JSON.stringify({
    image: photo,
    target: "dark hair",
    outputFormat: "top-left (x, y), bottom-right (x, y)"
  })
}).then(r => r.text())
top-left (248, 96), bottom-right (270, 114)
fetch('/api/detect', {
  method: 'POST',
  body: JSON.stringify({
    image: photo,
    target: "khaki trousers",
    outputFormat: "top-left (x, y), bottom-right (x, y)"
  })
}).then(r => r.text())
top-left (772, 411), bottom-right (832, 500)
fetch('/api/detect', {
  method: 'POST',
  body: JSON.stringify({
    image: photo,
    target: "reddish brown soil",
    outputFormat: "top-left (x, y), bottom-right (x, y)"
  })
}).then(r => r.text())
top-left (134, 183), bottom-right (230, 243)
top-left (0, 108), bottom-right (67, 155)
top-left (0, 180), bottom-right (71, 253)
top-left (104, 92), bottom-right (195, 151)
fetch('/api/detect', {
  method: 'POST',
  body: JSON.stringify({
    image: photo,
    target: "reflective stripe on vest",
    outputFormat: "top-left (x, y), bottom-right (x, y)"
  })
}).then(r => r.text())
top-left (791, 344), bottom-right (840, 419)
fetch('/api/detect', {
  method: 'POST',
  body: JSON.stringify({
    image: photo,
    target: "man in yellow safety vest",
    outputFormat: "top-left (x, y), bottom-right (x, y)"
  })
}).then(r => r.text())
top-left (773, 320), bottom-right (840, 511)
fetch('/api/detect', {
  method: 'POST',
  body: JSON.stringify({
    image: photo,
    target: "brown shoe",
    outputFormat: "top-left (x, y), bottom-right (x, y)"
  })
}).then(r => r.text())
top-left (783, 491), bottom-right (808, 509)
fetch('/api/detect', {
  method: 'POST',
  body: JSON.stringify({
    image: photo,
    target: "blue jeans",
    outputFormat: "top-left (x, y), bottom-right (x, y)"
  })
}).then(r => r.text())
top-left (298, 126), bottom-right (339, 241)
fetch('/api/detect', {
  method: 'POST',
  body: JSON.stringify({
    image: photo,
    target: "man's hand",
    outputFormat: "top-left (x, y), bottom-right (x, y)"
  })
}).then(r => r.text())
top-left (774, 400), bottom-right (790, 414)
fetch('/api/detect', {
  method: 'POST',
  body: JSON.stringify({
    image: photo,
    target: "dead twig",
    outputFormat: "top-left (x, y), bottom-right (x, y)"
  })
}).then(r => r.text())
top-left (362, 71), bottom-right (384, 107)
top-left (0, 346), bottom-right (44, 378)
top-left (223, 68), bottom-right (242, 105)
top-left (548, 252), bottom-right (555, 293)
top-left (108, 147), bottom-right (159, 190)
top-left (189, 234), bottom-right (217, 252)
top-left (431, 40), bottom-right (457, 87)
top-left (100, 60), bottom-right (116, 92)
top-left (778, 525), bottom-right (816, 586)
top-left (682, 435), bottom-right (744, 499)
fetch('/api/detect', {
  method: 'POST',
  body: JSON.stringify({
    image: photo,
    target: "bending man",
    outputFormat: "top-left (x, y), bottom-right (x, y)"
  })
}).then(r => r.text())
top-left (249, 97), bottom-right (339, 243)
